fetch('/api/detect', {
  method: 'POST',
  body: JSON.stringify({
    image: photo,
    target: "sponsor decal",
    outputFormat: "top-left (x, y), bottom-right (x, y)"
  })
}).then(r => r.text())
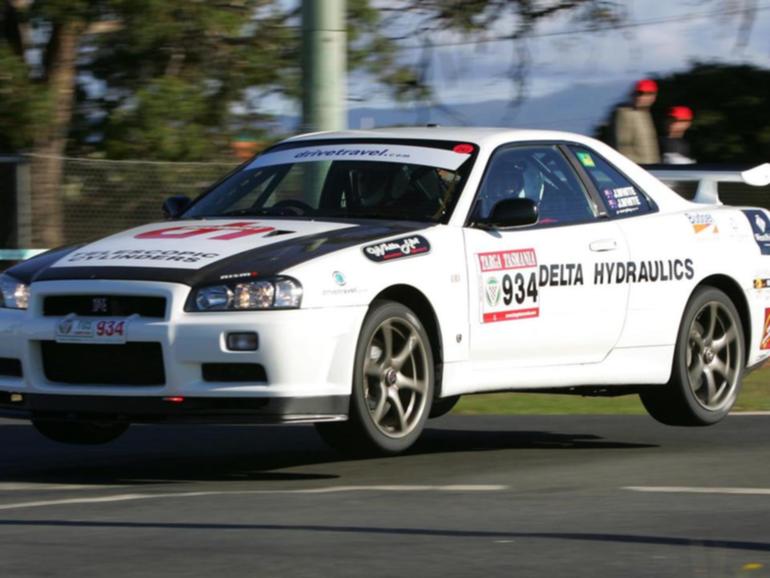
top-left (363, 236), bottom-right (430, 262)
top-left (762, 308), bottom-right (770, 350)
top-left (754, 278), bottom-right (770, 290)
top-left (65, 249), bottom-right (221, 264)
top-left (603, 187), bottom-right (642, 215)
top-left (249, 144), bottom-right (471, 172)
top-left (477, 249), bottom-right (540, 324)
top-left (743, 210), bottom-right (770, 255)
top-left (136, 222), bottom-right (276, 241)
top-left (219, 272), bottom-right (259, 280)
top-left (593, 259), bottom-right (694, 284)
top-left (322, 287), bottom-right (364, 297)
top-left (576, 152), bottom-right (595, 168)
top-left (686, 212), bottom-right (719, 235)
top-left (333, 271), bottom-right (346, 286)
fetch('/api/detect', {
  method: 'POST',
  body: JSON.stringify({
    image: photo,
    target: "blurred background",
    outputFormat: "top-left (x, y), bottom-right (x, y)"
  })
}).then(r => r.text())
top-left (1, 0), bottom-right (769, 258)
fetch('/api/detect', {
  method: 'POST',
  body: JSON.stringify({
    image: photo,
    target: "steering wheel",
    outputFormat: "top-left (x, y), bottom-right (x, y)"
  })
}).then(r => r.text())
top-left (270, 199), bottom-right (315, 216)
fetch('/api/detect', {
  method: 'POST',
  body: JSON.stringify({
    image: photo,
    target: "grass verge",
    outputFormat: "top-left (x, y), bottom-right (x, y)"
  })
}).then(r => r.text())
top-left (453, 367), bottom-right (770, 415)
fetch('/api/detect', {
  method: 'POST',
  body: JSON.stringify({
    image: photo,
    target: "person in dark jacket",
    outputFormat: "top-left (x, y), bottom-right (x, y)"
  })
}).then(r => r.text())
top-left (662, 106), bottom-right (695, 164)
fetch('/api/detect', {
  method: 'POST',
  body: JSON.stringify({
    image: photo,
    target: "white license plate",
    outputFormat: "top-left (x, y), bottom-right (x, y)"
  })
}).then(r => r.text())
top-left (55, 318), bottom-right (129, 344)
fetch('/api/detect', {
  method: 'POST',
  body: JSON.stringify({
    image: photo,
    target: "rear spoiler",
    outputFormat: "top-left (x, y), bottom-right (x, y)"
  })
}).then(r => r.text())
top-left (648, 163), bottom-right (770, 205)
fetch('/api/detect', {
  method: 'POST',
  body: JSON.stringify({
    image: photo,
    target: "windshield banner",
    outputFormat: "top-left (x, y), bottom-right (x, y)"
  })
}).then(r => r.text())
top-left (248, 144), bottom-right (471, 172)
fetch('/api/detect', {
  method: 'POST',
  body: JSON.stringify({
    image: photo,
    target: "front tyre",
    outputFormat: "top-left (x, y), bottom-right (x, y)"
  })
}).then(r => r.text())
top-left (32, 419), bottom-right (129, 445)
top-left (640, 287), bottom-right (744, 426)
top-left (316, 300), bottom-right (434, 455)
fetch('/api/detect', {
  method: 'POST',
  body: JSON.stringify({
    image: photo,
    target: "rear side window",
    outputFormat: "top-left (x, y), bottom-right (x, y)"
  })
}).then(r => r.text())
top-left (570, 146), bottom-right (653, 217)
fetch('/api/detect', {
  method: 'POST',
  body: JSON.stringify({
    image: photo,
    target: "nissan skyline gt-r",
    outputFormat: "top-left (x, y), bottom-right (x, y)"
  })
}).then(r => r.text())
top-left (1, 127), bottom-right (769, 454)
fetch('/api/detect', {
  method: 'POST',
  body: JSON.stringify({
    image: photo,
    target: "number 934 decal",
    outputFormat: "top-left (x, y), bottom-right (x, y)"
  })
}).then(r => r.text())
top-left (477, 249), bottom-right (540, 323)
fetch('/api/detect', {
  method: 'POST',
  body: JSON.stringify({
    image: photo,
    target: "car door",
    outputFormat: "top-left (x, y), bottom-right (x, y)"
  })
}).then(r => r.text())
top-left (566, 143), bottom-right (695, 349)
top-left (463, 144), bottom-right (630, 370)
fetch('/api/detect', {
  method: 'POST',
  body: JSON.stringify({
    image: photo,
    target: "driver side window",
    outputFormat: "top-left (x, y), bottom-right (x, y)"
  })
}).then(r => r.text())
top-left (475, 145), bottom-right (597, 225)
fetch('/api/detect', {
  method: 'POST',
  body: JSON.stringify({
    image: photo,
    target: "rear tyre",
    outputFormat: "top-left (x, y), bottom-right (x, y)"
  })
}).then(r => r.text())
top-left (315, 300), bottom-right (434, 455)
top-left (32, 419), bottom-right (129, 445)
top-left (640, 287), bottom-right (744, 426)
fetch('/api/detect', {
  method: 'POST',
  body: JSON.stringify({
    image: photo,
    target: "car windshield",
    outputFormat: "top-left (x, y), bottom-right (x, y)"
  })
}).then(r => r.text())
top-left (184, 140), bottom-right (476, 223)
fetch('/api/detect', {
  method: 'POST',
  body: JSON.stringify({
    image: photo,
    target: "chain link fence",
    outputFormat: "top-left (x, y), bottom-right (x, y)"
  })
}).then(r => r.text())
top-left (1, 155), bottom-right (239, 269)
top-left (50, 155), bottom-right (239, 245)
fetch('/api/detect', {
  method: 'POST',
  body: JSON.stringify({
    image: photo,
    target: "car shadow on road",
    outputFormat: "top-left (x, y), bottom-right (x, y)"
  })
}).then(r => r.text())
top-left (0, 420), bottom-right (657, 486)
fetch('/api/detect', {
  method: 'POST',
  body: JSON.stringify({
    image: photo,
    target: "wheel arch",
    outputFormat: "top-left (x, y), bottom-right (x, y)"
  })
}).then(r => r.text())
top-left (694, 274), bottom-right (751, 364)
top-left (371, 284), bottom-right (444, 397)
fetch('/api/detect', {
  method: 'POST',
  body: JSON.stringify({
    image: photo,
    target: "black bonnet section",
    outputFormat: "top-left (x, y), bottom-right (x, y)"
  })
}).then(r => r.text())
top-left (28, 220), bottom-right (430, 286)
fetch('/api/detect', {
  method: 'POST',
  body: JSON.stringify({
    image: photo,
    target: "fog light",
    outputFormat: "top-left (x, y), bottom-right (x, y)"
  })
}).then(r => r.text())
top-left (226, 332), bottom-right (259, 351)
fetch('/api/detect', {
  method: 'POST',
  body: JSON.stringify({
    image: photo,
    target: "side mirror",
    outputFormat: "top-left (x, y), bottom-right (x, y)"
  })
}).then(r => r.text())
top-left (162, 195), bottom-right (192, 219)
top-left (477, 198), bottom-right (538, 229)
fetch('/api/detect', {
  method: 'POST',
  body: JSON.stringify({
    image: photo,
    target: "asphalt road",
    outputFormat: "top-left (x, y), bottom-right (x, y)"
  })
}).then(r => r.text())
top-left (1, 414), bottom-right (769, 578)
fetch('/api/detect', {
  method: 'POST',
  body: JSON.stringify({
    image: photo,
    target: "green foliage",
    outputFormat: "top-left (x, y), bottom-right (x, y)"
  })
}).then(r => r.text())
top-left (0, 43), bottom-right (50, 152)
top-left (454, 366), bottom-right (770, 414)
top-left (652, 63), bottom-right (770, 164)
top-left (0, 0), bottom-right (633, 160)
top-left (103, 77), bottom-right (227, 161)
top-left (79, 0), bottom-right (295, 159)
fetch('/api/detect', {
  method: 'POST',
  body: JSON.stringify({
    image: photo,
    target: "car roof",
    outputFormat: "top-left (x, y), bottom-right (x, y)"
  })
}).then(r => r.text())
top-left (281, 126), bottom-right (695, 213)
top-left (282, 126), bottom-right (601, 149)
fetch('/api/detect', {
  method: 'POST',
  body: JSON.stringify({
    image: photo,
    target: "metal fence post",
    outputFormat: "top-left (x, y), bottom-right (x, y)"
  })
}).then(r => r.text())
top-left (15, 157), bottom-right (32, 249)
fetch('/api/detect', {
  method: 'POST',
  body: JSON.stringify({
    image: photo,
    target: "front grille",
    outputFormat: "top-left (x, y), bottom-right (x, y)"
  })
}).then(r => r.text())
top-left (41, 342), bottom-right (165, 386)
top-left (0, 357), bottom-right (22, 377)
top-left (44, 296), bottom-right (166, 318)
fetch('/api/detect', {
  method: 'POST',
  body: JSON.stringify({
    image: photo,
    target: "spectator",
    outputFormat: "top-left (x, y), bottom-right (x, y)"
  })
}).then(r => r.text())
top-left (613, 79), bottom-right (661, 164)
top-left (662, 106), bottom-right (696, 164)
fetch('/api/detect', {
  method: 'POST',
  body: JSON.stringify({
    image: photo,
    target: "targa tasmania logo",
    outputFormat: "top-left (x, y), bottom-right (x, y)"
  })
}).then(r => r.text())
top-left (485, 277), bottom-right (501, 306)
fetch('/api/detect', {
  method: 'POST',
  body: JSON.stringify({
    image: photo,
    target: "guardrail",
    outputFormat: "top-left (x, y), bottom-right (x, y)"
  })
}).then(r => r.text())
top-left (648, 163), bottom-right (770, 204)
top-left (0, 249), bottom-right (47, 261)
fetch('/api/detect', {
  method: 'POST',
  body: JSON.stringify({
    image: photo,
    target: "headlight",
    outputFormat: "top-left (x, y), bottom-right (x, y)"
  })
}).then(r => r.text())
top-left (191, 277), bottom-right (302, 311)
top-left (0, 274), bottom-right (30, 310)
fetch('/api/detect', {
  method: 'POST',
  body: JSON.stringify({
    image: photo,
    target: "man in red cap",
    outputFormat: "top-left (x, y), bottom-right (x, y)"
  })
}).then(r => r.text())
top-left (662, 106), bottom-right (695, 164)
top-left (613, 79), bottom-right (661, 164)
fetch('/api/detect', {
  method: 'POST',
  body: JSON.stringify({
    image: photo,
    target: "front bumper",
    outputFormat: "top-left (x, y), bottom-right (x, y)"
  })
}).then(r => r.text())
top-left (0, 392), bottom-right (348, 424)
top-left (0, 280), bottom-right (367, 422)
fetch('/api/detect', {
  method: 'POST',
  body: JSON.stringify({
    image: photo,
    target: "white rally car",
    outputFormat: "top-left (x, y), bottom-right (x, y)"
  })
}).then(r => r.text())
top-left (1, 127), bottom-right (769, 454)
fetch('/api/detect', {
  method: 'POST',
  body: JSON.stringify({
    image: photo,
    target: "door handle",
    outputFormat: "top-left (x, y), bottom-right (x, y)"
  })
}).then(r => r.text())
top-left (589, 239), bottom-right (618, 252)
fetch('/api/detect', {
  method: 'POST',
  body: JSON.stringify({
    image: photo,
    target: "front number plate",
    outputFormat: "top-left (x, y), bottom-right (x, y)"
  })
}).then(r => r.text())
top-left (55, 318), bottom-right (129, 344)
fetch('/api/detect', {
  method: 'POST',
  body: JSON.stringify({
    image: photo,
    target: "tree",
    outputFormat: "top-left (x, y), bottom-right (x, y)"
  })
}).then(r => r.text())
top-left (651, 63), bottom-right (770, 164)
top-left (370, 0), bottom-right (626, 106)
top-left (594, 63), bottom-right (770, 164)
top-left (1, 0), bottom-right (296, 247)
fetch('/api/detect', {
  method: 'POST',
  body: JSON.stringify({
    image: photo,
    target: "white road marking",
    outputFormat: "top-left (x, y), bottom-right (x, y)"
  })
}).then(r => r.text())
top-left (731, 411), bottom-right (770, 416)
top-left (0, 484), bottom-right (508, 512)
top-left (624, 486), bottom-right (770, 496)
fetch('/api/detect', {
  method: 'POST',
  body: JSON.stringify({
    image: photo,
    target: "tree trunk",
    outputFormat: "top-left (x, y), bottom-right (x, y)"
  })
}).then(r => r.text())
top-left (30, 21), bottom-right (81, 249)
